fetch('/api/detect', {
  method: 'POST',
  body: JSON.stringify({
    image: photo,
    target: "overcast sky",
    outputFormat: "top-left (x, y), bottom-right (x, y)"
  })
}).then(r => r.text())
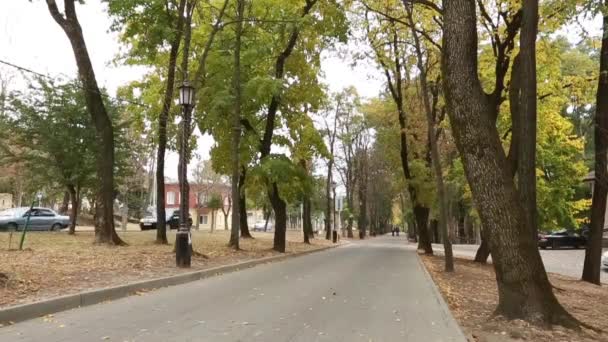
top-left (0, 1), bottom-right (602, 180)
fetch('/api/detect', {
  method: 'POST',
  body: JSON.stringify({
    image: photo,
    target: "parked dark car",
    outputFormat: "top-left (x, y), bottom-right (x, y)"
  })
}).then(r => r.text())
top-left (0, 207), bottom-right (69, 231)
top-left (167, 210), bottom-right (193, 230)
top-left (538, 229), bottom-right (588, 249)
top-left (139, 209), bottom-right (192, 230)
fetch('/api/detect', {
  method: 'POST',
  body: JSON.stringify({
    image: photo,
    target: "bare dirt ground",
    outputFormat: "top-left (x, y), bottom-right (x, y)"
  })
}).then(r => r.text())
top-left (0, 230), bottom-right (333, 308)
top-left (421, 255), bottom-right (608, 342)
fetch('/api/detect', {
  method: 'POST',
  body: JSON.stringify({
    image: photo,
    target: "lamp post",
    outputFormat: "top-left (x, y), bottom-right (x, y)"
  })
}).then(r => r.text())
top-left (331, 181), bottom-right (337, 243)
top-left (176, 81), bottom-right (195, 268)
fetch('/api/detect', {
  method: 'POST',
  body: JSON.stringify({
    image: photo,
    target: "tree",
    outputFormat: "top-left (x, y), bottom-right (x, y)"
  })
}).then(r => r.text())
top-left (582, 2), bottom-right (608, 285)
top-left (45, 0), bottom-right (124, 245)
top-left (4, 79), bottom-right (96, 234)
top-left (229, 0), bottom-right (245, 249)
top-left (335, 87), bottom-right (364, 239)
top-left (361, 4), bottom-right (434, 253)
top-left (238, 168), bottom-right (253, 238)
top-left (404, 2), bottom-right (453, 271)
top-left (220, 192), bottom-right (231, 231)
top-left (301, 160), bottom-right (314, 243)
top-left (442, 0), bottom-right (575, 325)
top-left (107, 0), bottom-right (229, 244)
top-left (518, 0), bottom-right (540, 240)
top-left (207, 193), bottom-right (223, 233)
top-left (323, 94), bottom-right (340, 240)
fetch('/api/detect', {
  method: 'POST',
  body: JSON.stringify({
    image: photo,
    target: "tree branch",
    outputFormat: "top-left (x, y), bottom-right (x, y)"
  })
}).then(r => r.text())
top-left (45, 0), bottom-right (67, 28)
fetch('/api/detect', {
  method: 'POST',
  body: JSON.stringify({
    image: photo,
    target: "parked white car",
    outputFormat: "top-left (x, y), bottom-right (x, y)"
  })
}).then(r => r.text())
top-left (252, 221), bottom-right (273, 232)
top-left (602, 251), bottom-right (608, 269)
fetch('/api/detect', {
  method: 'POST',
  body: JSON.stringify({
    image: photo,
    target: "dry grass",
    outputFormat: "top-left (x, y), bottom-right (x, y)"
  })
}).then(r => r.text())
top-left (421, 255), bottom-right (608, 342)
top-left (0, 230), bottom-right (333, 308)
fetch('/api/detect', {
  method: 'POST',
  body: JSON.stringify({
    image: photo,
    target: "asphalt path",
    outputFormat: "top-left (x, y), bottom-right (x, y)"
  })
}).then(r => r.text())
top-left (0, 236), bottom-right (465, 342)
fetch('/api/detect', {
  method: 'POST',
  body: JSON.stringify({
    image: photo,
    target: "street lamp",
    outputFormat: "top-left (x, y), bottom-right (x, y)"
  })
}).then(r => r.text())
top-left (176, 80), bottom-right (195, 268)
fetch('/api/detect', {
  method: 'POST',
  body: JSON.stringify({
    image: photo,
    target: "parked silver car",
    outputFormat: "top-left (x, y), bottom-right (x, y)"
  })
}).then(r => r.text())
top-left (0, 207), bottom-right (69, 231)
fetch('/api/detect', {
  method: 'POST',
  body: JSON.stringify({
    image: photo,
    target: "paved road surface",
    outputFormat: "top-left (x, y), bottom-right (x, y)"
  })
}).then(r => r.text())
top-left (0, 236), bottom-right (465, 342)
top-left (427, 243), bottom-right (608, 284)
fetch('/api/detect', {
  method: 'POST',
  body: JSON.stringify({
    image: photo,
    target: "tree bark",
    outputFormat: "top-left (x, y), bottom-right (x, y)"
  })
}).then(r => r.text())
top-left (582, 8), bottom-right (608, 285)
top-left (263, 206), bottom-right (271, 232)
top-left (518, 0), bottom-right (539, 240)
top-left (155, 0), bottom-right (187, 245)
top-left (269, 183), bottom-right (287, 252)
top-left (303, 195), bottom-right (313, 244)
top-left (414, 206), bottom-right (432, 253)
top-left (475, 54), bottom-right (523, 264)
top-left (67, 184), bottom-right (79, 235)
top-left (238, 168), bottom-right (253, 238)
top-left (301, 159), bottom-right (314, 243)
top-left (442, 0), bottom-right (575, 325)
top-left (325, 160), bottom-right (334, 240)
top-left (357, 149), bottom-right (368, 239)
top-left (474, 234), bottom-right (491, 263)
top-left (46, 0), bottom-right (124, 245)
top-left (60, 191), bottom-right (69, 215)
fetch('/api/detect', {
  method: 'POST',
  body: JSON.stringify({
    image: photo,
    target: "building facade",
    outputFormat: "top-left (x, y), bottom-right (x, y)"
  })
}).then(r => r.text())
top-left (164, 181), bottom-right (270, 231)
top-left (0, 193), bottom-right (12, 210)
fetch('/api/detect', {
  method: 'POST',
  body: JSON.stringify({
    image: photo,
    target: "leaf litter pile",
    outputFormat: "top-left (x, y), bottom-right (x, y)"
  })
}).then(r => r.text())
top-left (421, 255), bottom-right (608, 342)
top-left (0, 230), bottom-right (333, 308)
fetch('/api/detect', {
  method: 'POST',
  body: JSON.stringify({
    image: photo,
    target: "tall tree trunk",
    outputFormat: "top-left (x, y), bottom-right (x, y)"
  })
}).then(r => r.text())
top-left (269, 183), bottom-right (287, 252)
top-left (155, 0), bottom-right (187, 245)
top-left (357, 151), bottom-right (368, 239)
top-left (474, 233), bottom-right (491, 263)
top-left (67, 185), bottom-right (79, 235)
top-left (300, 159), bottom-right (314, 243)
top-left (414, 206), bottom-right (432, 253)
top-left (228, 0), bottom-right (245, 249)
top-left (303, 195), bottom-right (313, 244)
top-left (476, 54), bottom-right (524, 264)
top-left (238, 168), bottom-right (253, 238)
top-left (60, 191), bottom-right (69, 215)
top-left (406, 4), bottom-right (450, 268)
top-left (210, 209), bottom-right (215, 233)
top-left (46, 0), bottom-right (124, 245)
top-left (518, 0), bottom-right (539, 240)
top-left (582, 8), bottom-right (608, 285)
top-left (263, 206), bottom-right (271, 232)
top-left (346, 192), bottom-right (354, 238)
top-left (442, 0), bottom-right (575, 325)
top-left (325, 159), bottom-right (333, 240)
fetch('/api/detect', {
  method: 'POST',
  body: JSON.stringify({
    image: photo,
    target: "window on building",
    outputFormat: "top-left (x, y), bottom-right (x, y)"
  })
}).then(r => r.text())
top-left (200, 215), bottom-right (208, 225)
top-left (167, 191), bottom-right (175, 205)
